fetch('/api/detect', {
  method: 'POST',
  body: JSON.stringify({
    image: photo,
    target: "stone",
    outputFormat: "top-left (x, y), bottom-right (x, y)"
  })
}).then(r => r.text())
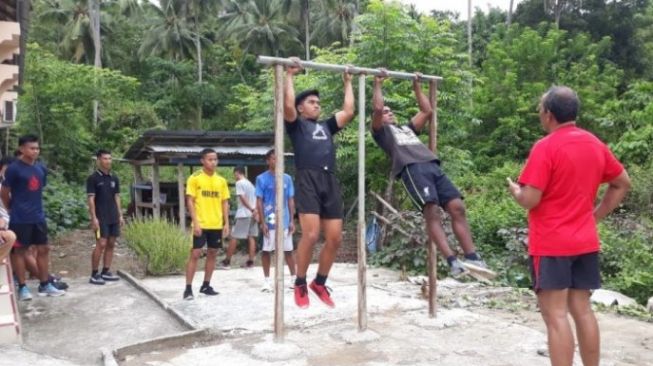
top-left (590, 289), bottom-right (637, 307)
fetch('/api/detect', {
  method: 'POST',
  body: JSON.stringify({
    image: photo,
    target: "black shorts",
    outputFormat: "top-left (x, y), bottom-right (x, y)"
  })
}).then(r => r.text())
top-left (400, 161), bottom-right (462, 211)
top-left (9, 222), bottom-right (48, 248)
top-left (192, 229), bottom-right (222, 249)
top-left (98, 222), bottom-right (120, 239)
top-left (529, 252), bottom-right (601, 291)
top-left (295, 169), bottom-right (343, 219)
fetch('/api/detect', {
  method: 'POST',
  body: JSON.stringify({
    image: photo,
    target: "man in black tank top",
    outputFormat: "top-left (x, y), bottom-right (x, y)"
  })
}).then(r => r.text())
top-left (284, 57), bottom-right (355, 309)
top-left (371, 70), bottom-right (495, 281)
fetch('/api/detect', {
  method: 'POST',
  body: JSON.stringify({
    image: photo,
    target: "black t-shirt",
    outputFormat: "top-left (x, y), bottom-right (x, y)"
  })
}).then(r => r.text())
top-left (372, 122), bottom-right (439, 177)
top-left (86, 170), bottom-right (120, 224)
top-left (285, 115), bottom-right (341, 172)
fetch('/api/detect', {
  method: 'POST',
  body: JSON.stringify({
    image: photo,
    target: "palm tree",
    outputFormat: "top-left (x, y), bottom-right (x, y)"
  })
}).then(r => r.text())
top-left (280, 0), bottom-right (311, 59)
top-left (221, 0), bottom-right (302, 57)
top-left (312, 0), bottom-right (356, 47)
top-left (138, 0), bottom-right (198, 61)
top-left (39, 0), bottom-right (113, 64)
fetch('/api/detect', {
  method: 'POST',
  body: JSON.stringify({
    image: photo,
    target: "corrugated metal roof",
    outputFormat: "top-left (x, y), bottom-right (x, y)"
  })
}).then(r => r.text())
top-left (148, 145), bottom-right (273, 155)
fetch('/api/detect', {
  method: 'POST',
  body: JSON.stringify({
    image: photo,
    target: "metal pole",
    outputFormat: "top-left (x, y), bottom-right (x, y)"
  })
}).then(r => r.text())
top-left (427, 81), bottom-right (438, 318)
top-left (273, 64), bottom-right (285, 342)
top-left (357, 74), bottom-right (367, 331)
top-left (257, 56), bottom-right (443, 82)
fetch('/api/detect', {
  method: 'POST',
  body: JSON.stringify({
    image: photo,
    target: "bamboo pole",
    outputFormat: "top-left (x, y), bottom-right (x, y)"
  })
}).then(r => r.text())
top-left (273, 64), bottom-right (285, 342)
top-left (177, 163), bottom-right (186, 230)
top-left (151, 162), bottom-right (160, 220)
top-left (357, 74), bottom-right (367, 331)
top-left (427, 81), bottom-right (438, 318)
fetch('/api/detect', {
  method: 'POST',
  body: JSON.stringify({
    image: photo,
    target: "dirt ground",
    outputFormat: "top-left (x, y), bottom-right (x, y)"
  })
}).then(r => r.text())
top-left (49, 229), bottom-right (146, 279)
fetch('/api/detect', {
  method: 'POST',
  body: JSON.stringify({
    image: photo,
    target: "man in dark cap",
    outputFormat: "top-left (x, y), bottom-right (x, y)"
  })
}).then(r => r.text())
top-left (283, 57), bottom-right (354, 309)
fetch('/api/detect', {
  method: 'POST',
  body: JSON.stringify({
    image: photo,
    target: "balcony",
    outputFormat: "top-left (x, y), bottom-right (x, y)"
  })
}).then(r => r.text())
top-left (0, 21), bottom-right (20, 63)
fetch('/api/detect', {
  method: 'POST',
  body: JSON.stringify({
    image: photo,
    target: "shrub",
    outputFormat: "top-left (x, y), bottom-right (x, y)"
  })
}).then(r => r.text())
top-left (44, 174), bottom-right (88, 236)
top-left (123, 218), bottom-right (189, 275)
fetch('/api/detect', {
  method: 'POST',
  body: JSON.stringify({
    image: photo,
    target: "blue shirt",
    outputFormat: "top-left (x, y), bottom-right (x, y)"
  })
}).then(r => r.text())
top-left (4, 160), bottom-right (47, 224)
top-left (255, 171), bottom-right (294, 230)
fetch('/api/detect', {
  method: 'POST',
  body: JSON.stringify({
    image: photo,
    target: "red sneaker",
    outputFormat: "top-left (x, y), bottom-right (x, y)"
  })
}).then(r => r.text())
top-left (309, 281), bottom-right (335, 308)
top-left (294, 284), bottom-right (310, 309)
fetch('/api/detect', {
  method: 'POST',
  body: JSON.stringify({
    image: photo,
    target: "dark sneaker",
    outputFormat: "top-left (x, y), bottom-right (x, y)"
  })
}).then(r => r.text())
top-left (241, 260), bottom-right (254, 269)
top-left (183, 288), bottom-right (194, 300)
top-left (101, 271), bottom-right (120, 281)
top-left (89, 274), bottom-right (106, 285)
top-left (219, 259), bottom-right (231, 270)
top-left (309, 281), bottom-right (335, 308)
top-left (199, 285), bottom-right (219, 296)
top-left (38, 283), bottom-right (65, 297)
top-left (294, 284), bottom-right (309, 309)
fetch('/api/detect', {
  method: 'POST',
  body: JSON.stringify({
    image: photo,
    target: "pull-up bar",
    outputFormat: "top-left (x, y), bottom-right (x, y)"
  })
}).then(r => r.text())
top-left (257, 56), bottom-right (443, 82)
top-left (261, 57), bottom-right (441, 344)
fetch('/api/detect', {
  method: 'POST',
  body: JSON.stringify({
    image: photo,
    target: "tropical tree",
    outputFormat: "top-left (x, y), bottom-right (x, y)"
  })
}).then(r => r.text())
top-left (221, 0), bottom-right (302, 57)
top-left (313, 0), bottom-right (357, 47)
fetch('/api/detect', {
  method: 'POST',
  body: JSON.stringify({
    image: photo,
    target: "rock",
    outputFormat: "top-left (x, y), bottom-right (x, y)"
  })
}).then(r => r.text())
top-left (590, 289), bottom-right (637, 307)
top-left (647, 296), bottom-right (653, 314)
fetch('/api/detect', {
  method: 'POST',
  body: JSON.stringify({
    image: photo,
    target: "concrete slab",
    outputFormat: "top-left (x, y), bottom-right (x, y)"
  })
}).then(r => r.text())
top-left (18, 278), bottom-right (187, 365)
top-left (0, 344), bottom-right (82, 366)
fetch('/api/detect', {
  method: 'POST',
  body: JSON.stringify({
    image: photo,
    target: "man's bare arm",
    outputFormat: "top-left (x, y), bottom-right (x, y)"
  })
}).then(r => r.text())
top-left (410, 74), bottom-right (433, 133)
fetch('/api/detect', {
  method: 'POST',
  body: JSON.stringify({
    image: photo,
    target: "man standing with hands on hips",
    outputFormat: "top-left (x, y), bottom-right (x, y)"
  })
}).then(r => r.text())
top-left (508, 86), bottom-right (630, 366)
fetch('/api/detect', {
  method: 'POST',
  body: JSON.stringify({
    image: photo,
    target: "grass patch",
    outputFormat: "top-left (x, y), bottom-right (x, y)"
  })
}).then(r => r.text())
top-left (123, 218), bottom-right (189, 275)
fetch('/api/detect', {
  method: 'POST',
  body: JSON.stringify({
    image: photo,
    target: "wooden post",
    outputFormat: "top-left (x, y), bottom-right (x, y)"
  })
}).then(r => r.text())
top-left (152, 162), bottom-right (161, 220)
top-left (427, 81), bottom-right (438, 318)
top-left (177, 163), bottom-right (186, 229)
top-left (273, 64), bottom-right (285, 342)
top-left (132, 165), bottom-right (143, 219)
top-left (357, 74), bottom-right (368, 331)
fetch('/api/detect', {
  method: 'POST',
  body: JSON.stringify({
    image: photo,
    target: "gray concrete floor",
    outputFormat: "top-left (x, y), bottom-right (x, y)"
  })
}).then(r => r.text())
top-left (17, 278), bottom-right (187, 365)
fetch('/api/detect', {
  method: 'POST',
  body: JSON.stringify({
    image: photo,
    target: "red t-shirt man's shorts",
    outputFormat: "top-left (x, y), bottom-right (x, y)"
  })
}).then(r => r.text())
top-left (518, 125), bottom-right (623, 290)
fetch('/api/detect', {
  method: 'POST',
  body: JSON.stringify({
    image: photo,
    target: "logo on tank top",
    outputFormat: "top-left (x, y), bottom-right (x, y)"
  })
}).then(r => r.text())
top-left (28, 175), bottom-right (40, 191)
top-left (312, 124), bottom-right (328, 140)
top-left (391, 125), bottom-right (421, 146)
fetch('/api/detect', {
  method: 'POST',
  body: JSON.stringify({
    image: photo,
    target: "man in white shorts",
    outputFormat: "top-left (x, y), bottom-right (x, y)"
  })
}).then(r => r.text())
top-left (222, 166), bottom-right (258, 269)
top-left (256, 150), bottom-right (297, 292)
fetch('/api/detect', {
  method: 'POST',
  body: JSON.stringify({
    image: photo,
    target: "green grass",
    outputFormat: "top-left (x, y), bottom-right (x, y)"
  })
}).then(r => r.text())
top-left (123, 218), bottom-right (189, 275)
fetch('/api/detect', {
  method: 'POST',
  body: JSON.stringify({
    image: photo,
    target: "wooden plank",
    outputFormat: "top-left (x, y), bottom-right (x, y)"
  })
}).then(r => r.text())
top-left (177, 163), bottom-right (186, 230)
top-left (132, 165), bottom-right (143, 219)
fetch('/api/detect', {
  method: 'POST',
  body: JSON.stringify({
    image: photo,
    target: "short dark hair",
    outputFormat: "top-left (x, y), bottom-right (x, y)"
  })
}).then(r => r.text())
top-left (265, 149), bottom-right (275, 159)
top-left (541, 86), bottom-right (579, 123)
top-left (295, 89), bottom-right (319, 108)
top-left (200, 148), bottom-right (216, 158)
top-left (96, 149), bottom-right (111, 158)
top-left (0, 157), bottom-right (15, 169)
top-left (233, 166), bottom-right (246, 175)
top-left (18, 134), bottom-right (39, 146)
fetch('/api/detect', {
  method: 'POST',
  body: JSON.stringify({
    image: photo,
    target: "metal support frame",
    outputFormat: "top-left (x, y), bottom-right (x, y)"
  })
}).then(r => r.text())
top-left (259, 57), bottom-right (443, 340)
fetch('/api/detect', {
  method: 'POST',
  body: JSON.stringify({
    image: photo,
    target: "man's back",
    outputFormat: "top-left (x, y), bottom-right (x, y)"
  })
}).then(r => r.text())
top-left (235, 178), bottom-right (256, 219)
top-left (519, 125), bottom-right (623, 256)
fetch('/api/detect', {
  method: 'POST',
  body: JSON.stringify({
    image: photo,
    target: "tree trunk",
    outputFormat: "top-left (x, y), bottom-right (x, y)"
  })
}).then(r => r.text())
top-left (507, 0), bottom-right (514, 26)
top-left (303, 0), bottom-right (310, 60)
top-left (195, 15), bottom-right (202, 130)
top-left (468, 0), bottom-right (472, 66)
top-left (89, 0), bottom-right (101, 129)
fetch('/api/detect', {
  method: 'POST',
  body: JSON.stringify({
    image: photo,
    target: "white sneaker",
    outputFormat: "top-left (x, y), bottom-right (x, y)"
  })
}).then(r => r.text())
top-left (287, 276), bottom-right (296, 289)
top-left (261, 279), bottom-right (273, 293)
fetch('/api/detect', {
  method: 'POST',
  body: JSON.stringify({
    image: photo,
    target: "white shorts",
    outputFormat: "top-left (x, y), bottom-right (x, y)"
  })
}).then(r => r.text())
top-left (262, 229), bottom-right (293, 252)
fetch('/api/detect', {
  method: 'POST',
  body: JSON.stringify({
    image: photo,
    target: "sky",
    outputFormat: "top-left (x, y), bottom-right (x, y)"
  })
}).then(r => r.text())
top-left (399, 0), bottom-right (524, 20)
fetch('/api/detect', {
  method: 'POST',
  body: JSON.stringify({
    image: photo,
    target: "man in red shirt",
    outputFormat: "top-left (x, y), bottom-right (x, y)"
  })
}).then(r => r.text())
top-left (508, 86), bottom-right (630, 366)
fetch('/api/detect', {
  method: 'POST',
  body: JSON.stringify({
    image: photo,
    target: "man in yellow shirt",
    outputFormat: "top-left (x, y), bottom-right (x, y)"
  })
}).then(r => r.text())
top-left (184, 148), bottom-right (230, 300)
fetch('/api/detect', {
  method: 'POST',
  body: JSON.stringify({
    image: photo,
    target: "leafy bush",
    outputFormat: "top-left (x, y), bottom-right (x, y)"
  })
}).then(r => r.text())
top-left (123, 218), bottom-right (189, 275)
top-left (44, 175), bottom-right (88, 236)
top-left (599, 217), bottom-right (653, 304)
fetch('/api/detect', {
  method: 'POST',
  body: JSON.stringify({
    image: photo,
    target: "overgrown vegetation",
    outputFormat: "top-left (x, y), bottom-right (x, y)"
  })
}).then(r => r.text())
top-left (123, 219), bottom-right (189, 275)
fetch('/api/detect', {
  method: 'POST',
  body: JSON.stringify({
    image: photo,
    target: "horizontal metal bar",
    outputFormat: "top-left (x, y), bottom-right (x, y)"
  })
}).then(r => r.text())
top-left (257, 56), bottom-right (443, 82)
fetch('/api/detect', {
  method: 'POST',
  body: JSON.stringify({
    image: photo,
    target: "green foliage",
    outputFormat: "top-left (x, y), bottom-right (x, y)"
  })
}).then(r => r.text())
top-left (43, 175), bottom-right (88, 236)
top-left (123, 218), bottom-right (189, 275)
top-left (599, 218), bottom-right (653, 304)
